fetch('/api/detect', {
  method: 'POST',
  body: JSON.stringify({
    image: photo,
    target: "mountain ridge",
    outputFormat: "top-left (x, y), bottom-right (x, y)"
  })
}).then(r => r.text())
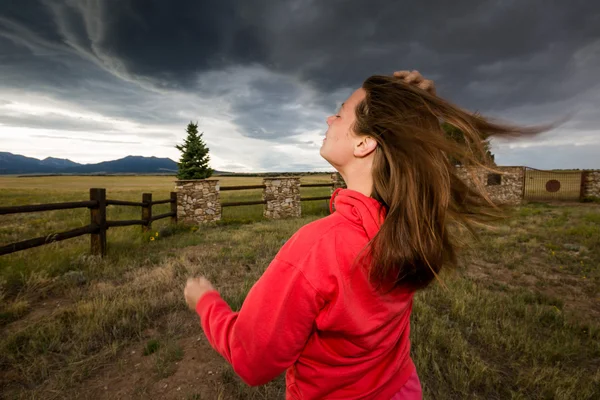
top-left (0, 152), bottom-right (180, 174)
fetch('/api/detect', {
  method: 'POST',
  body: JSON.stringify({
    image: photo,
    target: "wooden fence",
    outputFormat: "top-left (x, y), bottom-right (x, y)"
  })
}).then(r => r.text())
top-left (0, 188), bottom-right (177, 257)
top-left (220, 182), bottom-right (334, 207)
top-left (0, 181), bottom-right (338, 258)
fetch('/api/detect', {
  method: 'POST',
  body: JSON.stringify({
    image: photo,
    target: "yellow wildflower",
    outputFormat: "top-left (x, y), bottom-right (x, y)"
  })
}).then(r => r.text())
top-left (155, 232), bottom-right (159, 237)
top-left (150, 237), bottom-right (155, 241)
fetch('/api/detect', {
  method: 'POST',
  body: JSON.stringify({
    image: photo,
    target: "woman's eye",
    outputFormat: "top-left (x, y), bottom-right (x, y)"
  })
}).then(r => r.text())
top-left (335, 115), bottom-right (341, 118)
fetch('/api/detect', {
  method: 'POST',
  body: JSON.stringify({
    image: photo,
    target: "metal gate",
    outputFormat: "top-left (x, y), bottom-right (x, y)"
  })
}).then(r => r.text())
top-left (523, 168), bottom-right (584, 201)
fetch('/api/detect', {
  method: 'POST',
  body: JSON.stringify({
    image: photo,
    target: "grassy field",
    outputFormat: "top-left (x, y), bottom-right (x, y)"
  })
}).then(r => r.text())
top-left (1, 176), bottom-right (599, 399)
top-left (0, 175), bottom-right (333, 294)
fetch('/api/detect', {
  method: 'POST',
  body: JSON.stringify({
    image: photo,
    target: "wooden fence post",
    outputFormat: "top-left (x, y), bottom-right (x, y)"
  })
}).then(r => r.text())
top-left (90, 188), bottom-right (107, 257)
top-left (522, 166), bottom-right (527, 200)
top-left (580, 171), bottom-right (589, 201)
top-left (170, 192), bottom-right (178, 224)
top-left (142, 193), bottom-right (152, 232)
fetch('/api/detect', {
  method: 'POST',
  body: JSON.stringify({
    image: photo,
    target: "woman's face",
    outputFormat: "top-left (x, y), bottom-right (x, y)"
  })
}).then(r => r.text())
top-left (320, 88), bottom-right (366, 169)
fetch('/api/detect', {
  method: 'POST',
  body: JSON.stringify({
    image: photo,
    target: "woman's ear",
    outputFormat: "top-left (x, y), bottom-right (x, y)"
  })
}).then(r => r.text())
top-left (353, 136), bottom-right (378, 158)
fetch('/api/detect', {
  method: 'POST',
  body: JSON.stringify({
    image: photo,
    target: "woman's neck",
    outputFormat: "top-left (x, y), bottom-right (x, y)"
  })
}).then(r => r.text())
top-left (339, 167), bottom-right (373, 198)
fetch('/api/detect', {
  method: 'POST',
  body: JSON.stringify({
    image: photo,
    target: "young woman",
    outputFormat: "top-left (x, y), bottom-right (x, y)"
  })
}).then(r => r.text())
top-left (184, 70), bottom-right (543, 399)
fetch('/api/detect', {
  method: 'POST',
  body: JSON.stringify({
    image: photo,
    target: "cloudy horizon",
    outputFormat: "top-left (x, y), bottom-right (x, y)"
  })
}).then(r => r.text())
top-left (1, 0), bottom-right (599, 171)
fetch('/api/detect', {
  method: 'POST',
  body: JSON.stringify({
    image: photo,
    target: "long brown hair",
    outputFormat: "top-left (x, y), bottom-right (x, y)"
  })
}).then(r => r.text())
top-left (353, 75), bottom-right (549, 292)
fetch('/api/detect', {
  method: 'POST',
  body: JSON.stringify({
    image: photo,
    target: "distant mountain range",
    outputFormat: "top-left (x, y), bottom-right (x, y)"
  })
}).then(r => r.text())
top-left (0, 152), bottom-right (337, 176)
top-left (0, 152), bottom-right (181, 175)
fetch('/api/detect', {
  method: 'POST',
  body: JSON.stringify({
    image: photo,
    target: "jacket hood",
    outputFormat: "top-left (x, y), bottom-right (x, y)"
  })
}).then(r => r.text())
top-left (330, 188), bottom-right (387, 240)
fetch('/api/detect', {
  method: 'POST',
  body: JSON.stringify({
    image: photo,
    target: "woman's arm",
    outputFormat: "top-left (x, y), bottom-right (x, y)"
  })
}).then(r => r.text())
top-left (186, 256), bottom-right (324, 386)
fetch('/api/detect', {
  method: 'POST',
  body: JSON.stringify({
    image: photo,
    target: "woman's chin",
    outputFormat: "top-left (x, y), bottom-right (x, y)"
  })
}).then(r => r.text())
top-left (319, 147), bottom-right (327, 159)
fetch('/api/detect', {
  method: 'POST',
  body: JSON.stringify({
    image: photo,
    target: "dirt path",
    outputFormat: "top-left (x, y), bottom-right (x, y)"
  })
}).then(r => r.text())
top-left (51, 314), bottom-right (285, 400)
top-left (61, 336), bottom-right (231, 400)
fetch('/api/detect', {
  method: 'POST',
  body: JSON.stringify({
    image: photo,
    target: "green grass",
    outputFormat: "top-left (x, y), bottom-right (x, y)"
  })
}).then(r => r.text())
top-left (143, 339), bottom-right (161, 356)
top-left (153, 338), bottom-right (184, 379)
top-left (412, 278), bottom-right (599, 399)
top-left (0, 176), bottom-right (599, 399)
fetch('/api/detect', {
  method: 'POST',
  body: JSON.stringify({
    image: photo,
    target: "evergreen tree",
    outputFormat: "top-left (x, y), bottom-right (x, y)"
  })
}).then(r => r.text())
top-left (442, 122), bottom-right (495, 166)
top-left (175, 122), bottom-right (214, 179)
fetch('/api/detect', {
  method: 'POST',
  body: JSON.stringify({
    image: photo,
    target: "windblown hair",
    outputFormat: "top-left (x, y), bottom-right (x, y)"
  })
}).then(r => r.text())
top-left (353, 75), bottom-right (549, 292)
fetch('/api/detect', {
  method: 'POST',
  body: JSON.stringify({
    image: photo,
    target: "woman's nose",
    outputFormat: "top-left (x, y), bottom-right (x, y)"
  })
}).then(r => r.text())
top-left (326, 115), bottom-right (335, 125)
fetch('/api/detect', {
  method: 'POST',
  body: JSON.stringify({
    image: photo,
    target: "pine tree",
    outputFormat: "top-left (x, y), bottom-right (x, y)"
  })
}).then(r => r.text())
top-left (175, 122), bottom-right (214, 180)
top-left (442, 122), bottom-right (496, 166)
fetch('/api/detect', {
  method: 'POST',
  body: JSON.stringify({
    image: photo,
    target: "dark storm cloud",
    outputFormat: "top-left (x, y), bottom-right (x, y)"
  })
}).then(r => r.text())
top-left (0, 0), bottom-right (599, 167)
top-left (3, 1), bottom-right (598, 107)
top-left (265, 0), bottom-right (600, 113)
top-left (0, 0), bottom-right (269, 86)
top-left (228, 76), bottom-right (326, 140)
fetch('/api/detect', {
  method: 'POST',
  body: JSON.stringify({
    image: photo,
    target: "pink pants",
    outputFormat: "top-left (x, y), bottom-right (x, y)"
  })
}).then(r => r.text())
top-left (390, 370), bottom-right (422, 400)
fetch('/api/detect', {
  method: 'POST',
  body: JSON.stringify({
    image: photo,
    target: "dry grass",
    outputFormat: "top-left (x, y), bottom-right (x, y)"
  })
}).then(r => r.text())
top-left (1, 215), bottom-right (307, 399)
top-left (1, 176), bottom-right (599, 399)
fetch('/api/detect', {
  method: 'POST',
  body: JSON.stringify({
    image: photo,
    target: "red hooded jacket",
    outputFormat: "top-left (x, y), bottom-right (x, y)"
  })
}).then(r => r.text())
top-left (196, 188), bottom-right (416, 399)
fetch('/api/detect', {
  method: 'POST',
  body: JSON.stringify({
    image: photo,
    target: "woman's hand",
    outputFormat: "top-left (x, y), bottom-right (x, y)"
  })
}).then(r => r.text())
top-left (393, 70), bottom-right (436, 95)
top-left (184, 276), bottom-right (216, 311)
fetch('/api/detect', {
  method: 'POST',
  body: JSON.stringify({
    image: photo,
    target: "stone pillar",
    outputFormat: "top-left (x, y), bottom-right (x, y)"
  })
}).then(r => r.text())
top-left (583, 170), bottom-right (600, 199)
top-left (175, 179), bottom-right (221, 224)
top-left (455, 166), bottom-right (524, 205)
top-left (263, 177), bottom-right (301, 219)
top-left (331, 172), bottom-right (346, 195)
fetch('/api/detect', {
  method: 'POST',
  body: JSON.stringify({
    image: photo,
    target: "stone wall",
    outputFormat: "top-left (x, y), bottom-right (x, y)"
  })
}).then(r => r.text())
top-left (263, 177), bottom-right (301, 219)
top-left (172, 169), bottom-right (598, 224)
top-left (583, 171), bottom-right (600, 199)
top-left (455, 166), bottom-right (525, 205)
top-left (175, 180), bottom-right (221, 224)
top-left (331, 172), bottom-right (347, 195)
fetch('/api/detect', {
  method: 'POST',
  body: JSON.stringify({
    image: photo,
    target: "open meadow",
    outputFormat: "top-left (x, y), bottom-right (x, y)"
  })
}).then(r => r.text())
top-left (1, 175), bottom-right (599, 399)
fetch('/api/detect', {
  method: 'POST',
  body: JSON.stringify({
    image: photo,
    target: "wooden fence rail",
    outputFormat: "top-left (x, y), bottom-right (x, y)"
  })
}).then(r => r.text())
top-left (219, 182), bottom-right (335, 208)
top-left (220, 185), bottom-right (265, 191)
top-left (219, 183), bottom-right (334, 191)
top-left (0, 188), bottom-right (177, 257)
top-left (300, 183), bottom-right (334, 188)
top-left (0, 200), bottom-right (98, 215)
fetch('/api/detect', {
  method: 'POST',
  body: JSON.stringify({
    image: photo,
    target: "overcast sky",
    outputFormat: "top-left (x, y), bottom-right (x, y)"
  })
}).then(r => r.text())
top-left (1, 0), bottom-right (599, 171)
